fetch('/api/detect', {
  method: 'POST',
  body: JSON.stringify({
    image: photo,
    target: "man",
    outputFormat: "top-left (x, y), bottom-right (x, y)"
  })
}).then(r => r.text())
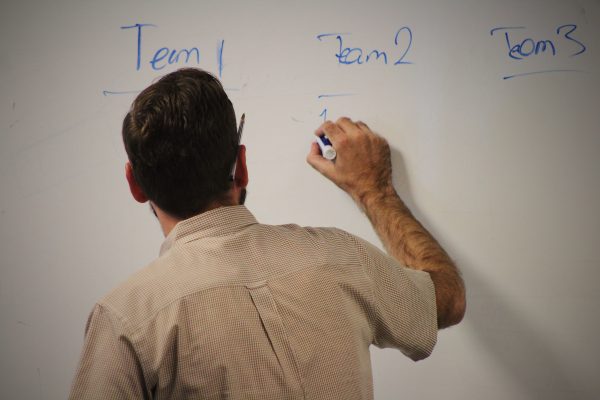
top-left (69, 68), bottom-right (465, 399)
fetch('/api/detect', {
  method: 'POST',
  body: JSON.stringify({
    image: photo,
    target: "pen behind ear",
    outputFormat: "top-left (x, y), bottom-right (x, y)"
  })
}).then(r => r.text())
top-left (230, 113), bottom-right (245, 180)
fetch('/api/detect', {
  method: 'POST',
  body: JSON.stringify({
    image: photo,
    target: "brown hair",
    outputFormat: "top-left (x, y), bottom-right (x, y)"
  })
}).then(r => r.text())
top-left (122, 68), bottom-right (238, 219)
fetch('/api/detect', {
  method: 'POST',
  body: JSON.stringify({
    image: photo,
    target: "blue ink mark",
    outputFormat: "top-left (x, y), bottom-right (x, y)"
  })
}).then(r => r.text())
top-left (121, 23), bottom-right (156, 71)
top-left (335, 35), bottom-right (366, 65)
top-left (394, 27), bottom-right (413, 65)
top-left (316, 33), bottom-right (351, 41)
top-left (492, 26), bottom-right (556, 60)
top-left (366, 49), bottom-right (388, 64)
top-left (320, 108), bottom-right (328, 122)
top-left (149, 47), bottom-right (169, 70)
top-left (534, 39), bottom-right (556, 56)
top-left (149, 46), bottom-right (200, 71)
top-left (502, 69), bottom-right (586, 80)
top-left (317, 29), bottom-right (413, 67)
top-left (121, 24), bottom-right (200, 71)
top-left (317, 33), bottom-right (370, 65)
top-left (490, 26), bottom-right (525, 36)
top-left (491, 24), bottom-right (588, 80)
top-left (217, 40), bottom-right (225, 78)
top-left (102, 90), bottom-right (142, 96)
top-left (557, 24), bottom-right (586, 56)
top-left (317, 93), bottom-right (355, 99)
top-left (176, 47), bottom-right (199, 65)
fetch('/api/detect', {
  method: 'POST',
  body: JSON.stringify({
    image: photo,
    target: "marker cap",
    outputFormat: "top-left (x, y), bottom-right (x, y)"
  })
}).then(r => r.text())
top-left (316, 135), bottom-right (337, 161)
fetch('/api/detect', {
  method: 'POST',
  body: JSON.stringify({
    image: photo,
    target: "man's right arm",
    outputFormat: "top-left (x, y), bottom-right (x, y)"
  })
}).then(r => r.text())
top-left (306, 117), bottom-right (465, 329)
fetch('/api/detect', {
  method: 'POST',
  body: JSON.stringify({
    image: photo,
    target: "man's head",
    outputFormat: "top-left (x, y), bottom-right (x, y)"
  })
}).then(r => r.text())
top-left (122, 68), bottom-right (243, 220)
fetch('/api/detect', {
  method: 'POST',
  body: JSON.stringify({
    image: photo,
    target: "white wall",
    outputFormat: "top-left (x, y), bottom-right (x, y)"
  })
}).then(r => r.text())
top-left (1, 0), bottom-right (599, 398)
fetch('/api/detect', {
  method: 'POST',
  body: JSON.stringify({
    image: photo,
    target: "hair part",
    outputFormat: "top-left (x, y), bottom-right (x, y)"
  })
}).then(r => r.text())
top-left (122, 68), bottom-right (239, 219)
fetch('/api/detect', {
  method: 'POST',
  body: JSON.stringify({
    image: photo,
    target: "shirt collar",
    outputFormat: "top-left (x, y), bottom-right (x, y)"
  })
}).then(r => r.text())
top-left (159, 205), bottom-right (258, 256)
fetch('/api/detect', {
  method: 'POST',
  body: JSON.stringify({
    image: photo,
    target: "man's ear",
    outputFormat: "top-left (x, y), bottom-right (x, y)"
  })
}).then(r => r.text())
top-left (125, 162), bottom-right (148, 203)
top-left (234, 145), bottom-right (249, 188)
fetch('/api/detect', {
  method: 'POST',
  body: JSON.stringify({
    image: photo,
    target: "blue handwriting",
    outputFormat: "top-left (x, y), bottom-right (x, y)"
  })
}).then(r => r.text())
top-left (317, 94), bottom-right (355, 121)
top-left (317, 28), bottom-right (413, 66)
top-left (319, 108), bottom-right (328, 121)
top-left (490, 24), bottom-right (586, 61)
top-left (490, 24), bottom-right (587, 79)
top-left (120, 23), bottom-right (225, 75)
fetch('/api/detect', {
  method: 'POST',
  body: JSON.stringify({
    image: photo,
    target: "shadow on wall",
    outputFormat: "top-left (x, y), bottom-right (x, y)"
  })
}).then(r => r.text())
top-left (389, 146), bottom-right (576, 400)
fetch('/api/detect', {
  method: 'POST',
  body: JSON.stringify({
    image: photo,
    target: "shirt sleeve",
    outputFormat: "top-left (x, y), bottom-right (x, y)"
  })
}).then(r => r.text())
top-left (354, 236), bottom-right (438, 361)
top-left (69, 304), bottom-right (150, 399)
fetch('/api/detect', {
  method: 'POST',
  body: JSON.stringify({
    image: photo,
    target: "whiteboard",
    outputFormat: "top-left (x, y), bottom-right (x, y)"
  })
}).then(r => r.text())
top-left (1, 0), bottom-right (599, 398)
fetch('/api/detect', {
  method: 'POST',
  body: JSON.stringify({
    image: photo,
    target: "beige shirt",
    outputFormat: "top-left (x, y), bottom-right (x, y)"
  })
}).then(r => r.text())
top-left (69, 206), bottom-right (437, 399)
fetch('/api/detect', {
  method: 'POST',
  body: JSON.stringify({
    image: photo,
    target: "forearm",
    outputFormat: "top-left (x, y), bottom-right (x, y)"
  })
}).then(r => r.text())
top-left (307, 117), bottom-right (466, 328)
top-left (360, 186), bottom-right (466, 329)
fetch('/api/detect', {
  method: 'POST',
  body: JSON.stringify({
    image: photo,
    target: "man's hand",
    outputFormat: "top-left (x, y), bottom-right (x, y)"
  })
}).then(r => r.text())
top-left (307, 117), bottom-right (466, 329)
top-left (306, 117), bottom-right (395, 208)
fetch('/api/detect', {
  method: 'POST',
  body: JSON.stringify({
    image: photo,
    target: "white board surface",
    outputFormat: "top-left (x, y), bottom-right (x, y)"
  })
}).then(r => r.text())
top-left (1, 0), bottom-right (599, 398)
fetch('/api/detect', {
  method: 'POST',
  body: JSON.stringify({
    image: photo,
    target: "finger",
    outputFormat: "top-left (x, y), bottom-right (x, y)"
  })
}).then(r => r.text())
top-left (336, 117), bottom-right (360, 135)
top-left (313, 121), bottom-right (330, 137)
top-left (306, 142), bottom-right (335, 177)
top-left (307, 140), bottom-right (322, 157)
top-left (356, 120), bottom-right (371, 132)
top-left (315, 120), bottom-right (345, 143)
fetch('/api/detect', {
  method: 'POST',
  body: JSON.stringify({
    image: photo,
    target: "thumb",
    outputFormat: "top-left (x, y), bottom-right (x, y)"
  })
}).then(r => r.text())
top-left (306, 141), bottom-right (335, 179)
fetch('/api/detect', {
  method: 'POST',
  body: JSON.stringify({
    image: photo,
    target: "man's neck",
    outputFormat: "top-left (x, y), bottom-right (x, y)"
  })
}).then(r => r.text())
top-left (152, 198), bottom-right (239, 237)
top-left (151, 204), bottom-right (181, 237)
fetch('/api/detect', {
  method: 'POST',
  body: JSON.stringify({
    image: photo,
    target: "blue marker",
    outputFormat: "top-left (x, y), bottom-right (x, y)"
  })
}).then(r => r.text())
top-left (316, 134), bottom-right (337, 160)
